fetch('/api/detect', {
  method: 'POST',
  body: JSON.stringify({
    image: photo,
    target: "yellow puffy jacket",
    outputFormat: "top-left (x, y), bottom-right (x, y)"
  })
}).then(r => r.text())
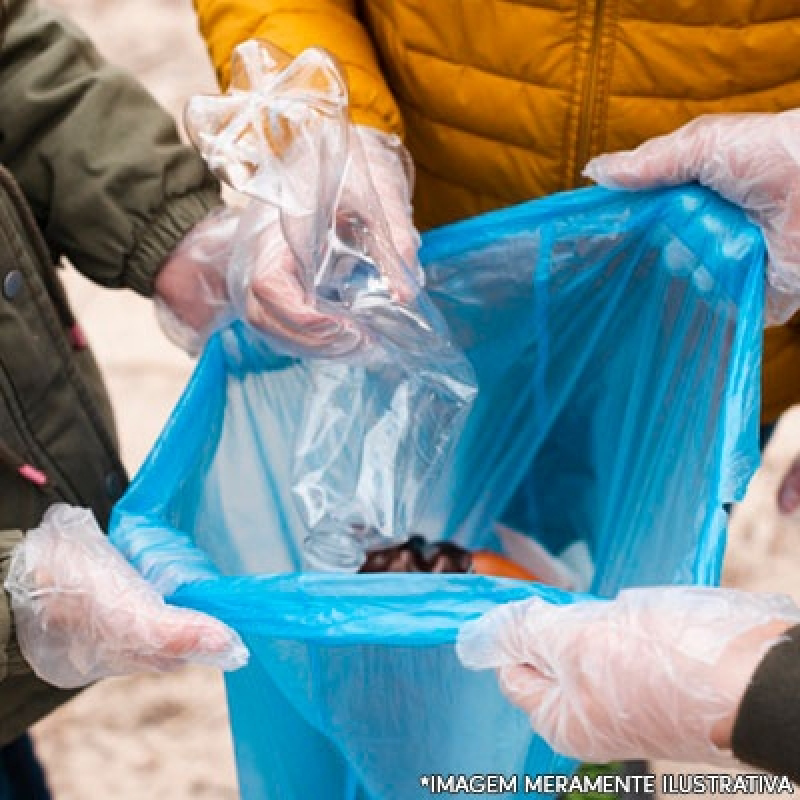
top-left (193, 0), bottom-right (800, 424)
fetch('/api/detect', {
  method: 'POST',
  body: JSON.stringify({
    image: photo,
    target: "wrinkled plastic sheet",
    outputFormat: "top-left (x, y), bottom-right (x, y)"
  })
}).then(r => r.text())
top-left (111, 185), bottom-right (764, 799)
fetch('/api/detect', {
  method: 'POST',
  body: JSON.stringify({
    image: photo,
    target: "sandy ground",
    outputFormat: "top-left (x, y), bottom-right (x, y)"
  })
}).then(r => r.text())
top-left (24, 1), bottom-right (800, 797)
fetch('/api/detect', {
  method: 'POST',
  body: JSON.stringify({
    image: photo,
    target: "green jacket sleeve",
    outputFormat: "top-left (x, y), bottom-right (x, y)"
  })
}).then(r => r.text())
top-left (0, 528), bottom-right (76, 746)
top-left (0, 0), bottom-right (221, 296)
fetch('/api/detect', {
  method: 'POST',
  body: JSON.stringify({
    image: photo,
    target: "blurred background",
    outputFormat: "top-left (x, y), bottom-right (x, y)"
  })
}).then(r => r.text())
top-left (28, 1), bottom-right (800, 797)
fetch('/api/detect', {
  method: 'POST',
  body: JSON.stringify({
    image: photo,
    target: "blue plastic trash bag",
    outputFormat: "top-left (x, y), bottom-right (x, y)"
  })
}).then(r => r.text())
top-left (111, 184), bottom-right (764, 799)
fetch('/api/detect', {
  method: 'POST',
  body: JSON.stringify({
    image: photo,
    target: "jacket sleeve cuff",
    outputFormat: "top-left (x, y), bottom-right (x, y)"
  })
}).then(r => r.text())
top-left (125, 185), bottom-right (223, 297)
top-left (732, 623), bottom-right (800, 782)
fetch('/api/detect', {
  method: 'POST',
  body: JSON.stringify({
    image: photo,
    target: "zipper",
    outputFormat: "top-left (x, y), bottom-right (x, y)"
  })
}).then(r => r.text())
top-left (573, 0), bottom-right (607, 187)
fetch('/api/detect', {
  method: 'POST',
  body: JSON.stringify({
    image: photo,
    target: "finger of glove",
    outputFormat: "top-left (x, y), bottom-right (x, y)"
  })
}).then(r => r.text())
top-left (498, 663), bottom-right (554, 716)
top-left (352, 126), bottom-right (424, 296)
top-left (18, 606), bottom-right (248, 688)
top-left (245, 230), bottom-right (349, 329)
top-left (6, 505), bottom-right (249, 686)
top-left (499, 664), bottom-right (599, 762)
top-left (73, 600), bottom-right (249, 675)
top-left (133, 605), bottom-right (249, 671)
top-left (247, 263), bottom-right (363, 356)
top-left (381, 204), bottom-right (424, 299)
top-left (457, 597), bottom-right (556, 670)
top-left (363, 169), bottom-right (419, 268)
top-left (584, 116), bottom-right (726, 190)
top-left (22, 587), bottom-right (247, 682)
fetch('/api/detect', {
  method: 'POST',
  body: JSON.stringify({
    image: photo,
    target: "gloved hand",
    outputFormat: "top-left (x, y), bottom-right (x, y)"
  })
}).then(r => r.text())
top-left (153, 205), bottom-right (359, 357)
top-left (4, 504), bottom-right (248, 689)
top-left (584, 112), bottom-right (800, 324)
top-left (456, 587), bottom-right (800, 764)
top-left (153, 125), bottom-right (421, 358)
top-left (221, 123), bottom-right (422, 360)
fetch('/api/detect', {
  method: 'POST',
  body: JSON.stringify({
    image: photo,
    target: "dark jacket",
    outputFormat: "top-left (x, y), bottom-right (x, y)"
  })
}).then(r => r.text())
top-left (0, 0), bottom-right (220, 744)
top-left (733, 624), bottom-right (800, 782)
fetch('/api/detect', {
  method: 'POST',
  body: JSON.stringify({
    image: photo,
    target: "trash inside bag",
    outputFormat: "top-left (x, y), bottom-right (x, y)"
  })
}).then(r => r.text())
top-left (111, 184), bottom-right (764, 799)
top-left (185, 41), bottom-right (476, 568)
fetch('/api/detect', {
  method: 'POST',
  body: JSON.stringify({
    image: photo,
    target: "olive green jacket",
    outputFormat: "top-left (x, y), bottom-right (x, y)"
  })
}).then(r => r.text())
top-left (0, 0), bottom-right (220, 744)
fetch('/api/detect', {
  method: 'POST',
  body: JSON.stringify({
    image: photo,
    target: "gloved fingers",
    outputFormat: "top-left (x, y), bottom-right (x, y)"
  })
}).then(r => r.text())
top-left (584, 112), bottom-right (800, 312)
top-left (355, 127), bottom-right (416, 199)
top-left (5, 504), bottom-right (249, 689)
top-left (44, 603), bottom-right (248, 683)
top-left (498, 663), bottom-right (553, 717)
top-left (380, 208), bottom-right (424, 302)
top-left (16, 600), bottom-right (248, 688)
top-left (332, 199), bottom-right (421, 305)
top-left (458, 588), bottom-right (800, 765)
top-left (124, 604), bottom-right (248, 670)
top-left (617, 587), bottom-right (800, 643)
top-left (500, 664), bottom-right (602, 763)
top-left (458, 589), bottom-right (800, 673)
top-left (456, 597), bottom-right (553, 670)
top-left (583, 115), bottom-right (726, 190)
top-left (226, 207), bottom-right (365, 357)
top-left (246, 259), bottom-right (363, 357)
top-left (350, 125), bottom-right (424, 299)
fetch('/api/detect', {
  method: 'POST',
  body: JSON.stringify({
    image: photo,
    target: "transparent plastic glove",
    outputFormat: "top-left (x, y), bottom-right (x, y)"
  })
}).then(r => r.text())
top-left (185, 41), bottom-right (425, 358)
top-left (217, 125), bottom-right (422, 360)
top-left (154, 206), bottom-right (366, 359)
top-left (361, 126), bottom-right (421, 278)
top-left (585, 112), bottom-right (800, 324)
top-left (457, 587), bottom-right (800, 764)
top-left (153, 207), bottom-right (241, 356)
top-left (334, 123), bottom-right (423, 300)
top-left (4, 505), bottom-right (248, 689)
